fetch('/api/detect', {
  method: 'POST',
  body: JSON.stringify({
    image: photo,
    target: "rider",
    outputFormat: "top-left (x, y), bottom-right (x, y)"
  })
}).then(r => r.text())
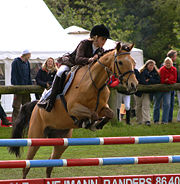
top-left (38, 24), bottom-right (110, 112)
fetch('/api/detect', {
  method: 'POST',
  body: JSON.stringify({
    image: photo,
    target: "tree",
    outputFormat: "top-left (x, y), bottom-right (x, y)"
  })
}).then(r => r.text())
top-left (44, 0), bottom-right (180, 65)
top-left (44, 0), bottom-right (132, 42)
top-left (107, 0), bottom-right (180, 65)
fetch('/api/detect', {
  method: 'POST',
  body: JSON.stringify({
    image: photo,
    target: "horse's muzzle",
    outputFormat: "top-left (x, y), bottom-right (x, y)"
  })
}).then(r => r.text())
top-left (127, 82), bottom-right (138, 94)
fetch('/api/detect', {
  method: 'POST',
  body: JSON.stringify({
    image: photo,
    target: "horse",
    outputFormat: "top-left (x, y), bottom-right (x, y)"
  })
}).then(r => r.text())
top-left (9, 42), bottom-right (138, 179)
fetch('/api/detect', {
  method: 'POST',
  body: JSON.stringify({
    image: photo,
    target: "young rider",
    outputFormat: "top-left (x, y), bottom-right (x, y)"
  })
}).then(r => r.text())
top-left (38, 24), bottom-right (110, 112)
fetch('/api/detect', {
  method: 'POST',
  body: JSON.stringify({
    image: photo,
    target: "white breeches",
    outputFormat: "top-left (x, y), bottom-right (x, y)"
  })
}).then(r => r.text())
top-left (57, 65), bottom-right (70, 77)
top-left (117, 92), bottom-right (131, 110)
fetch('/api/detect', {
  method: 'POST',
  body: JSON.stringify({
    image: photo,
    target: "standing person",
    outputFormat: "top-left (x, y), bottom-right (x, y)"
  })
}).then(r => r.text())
top-left (109, 61), bottom-right (139, 125)
top-left (153, 57), bottom-right (177, 124)
top-left (38, 24), bottom-right (110, 112)
top-left (108, 75), bottom-right (131, 124)
top-left (135, 60), bottom-right (160, 126)
top-left (11, 50), bottom-right (32, 122)
top-left (167, 50), bottom-right (178, 122)
top-left (35, 57), bottom-right (57, 99)
top-left (116, 93), bottom-right (131, 125)
top-left (177, 64), bottom-right (180, 121)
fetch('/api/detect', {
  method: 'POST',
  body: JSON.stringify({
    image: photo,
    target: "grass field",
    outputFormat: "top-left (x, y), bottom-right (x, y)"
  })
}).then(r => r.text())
top-left (0, 115), bottom-right (180, 180)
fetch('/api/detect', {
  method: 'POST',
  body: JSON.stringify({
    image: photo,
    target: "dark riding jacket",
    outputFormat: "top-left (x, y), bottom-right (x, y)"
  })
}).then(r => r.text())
top-left (11, 57), bottom-right (32, 85)
top-left (58, 39), bottom-right (104, 67)
top-left (35, 68), bottom-right (57, 88)
top-left (135, 68), bottom-right (160, 97)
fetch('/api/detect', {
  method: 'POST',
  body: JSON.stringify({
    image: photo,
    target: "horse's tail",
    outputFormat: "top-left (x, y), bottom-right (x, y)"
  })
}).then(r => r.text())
top-left (9, 100), bottom-right (38, 157)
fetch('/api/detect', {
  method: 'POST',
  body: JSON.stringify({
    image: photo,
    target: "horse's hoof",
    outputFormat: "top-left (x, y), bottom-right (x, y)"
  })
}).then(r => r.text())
top-left (89, 121), bottom-right (99, 131)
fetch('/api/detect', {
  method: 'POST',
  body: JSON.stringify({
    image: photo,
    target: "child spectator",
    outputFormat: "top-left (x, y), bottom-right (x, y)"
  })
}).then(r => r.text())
top-left (153, 57), bottom-right (177, 124)
top-left (167, 50), bottom-right (178, 122)
top-left (35, 57), bottom-right (57, 99)
top-left (135, 60), bottom-right (160, 126)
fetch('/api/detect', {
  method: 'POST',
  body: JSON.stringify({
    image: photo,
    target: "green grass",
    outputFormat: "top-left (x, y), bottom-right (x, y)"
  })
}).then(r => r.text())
top-left (1, 114), bottom-right (180, 180)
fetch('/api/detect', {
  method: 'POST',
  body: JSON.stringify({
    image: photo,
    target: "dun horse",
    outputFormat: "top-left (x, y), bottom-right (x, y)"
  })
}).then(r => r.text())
top-left (9, 42), bottom-right (138, 179)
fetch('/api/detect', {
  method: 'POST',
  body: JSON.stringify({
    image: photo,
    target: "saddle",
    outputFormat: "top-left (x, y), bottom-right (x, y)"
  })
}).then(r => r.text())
top-left (40, 66), bottom-right (80, 102)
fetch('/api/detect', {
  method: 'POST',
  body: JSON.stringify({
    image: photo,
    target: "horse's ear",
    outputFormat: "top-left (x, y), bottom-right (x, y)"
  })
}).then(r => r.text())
top-left (129, 43), bottom-right (134, 51)
top-left (116, 42), bottom-right (122, 52)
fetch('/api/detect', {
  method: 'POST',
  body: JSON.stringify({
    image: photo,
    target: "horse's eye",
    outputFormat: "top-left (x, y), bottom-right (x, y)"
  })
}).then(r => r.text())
top-left (118, 61), bottom-right (123, 65)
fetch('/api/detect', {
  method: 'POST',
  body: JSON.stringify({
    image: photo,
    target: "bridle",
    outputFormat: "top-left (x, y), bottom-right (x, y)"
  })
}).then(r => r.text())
top-left (96, 51), bottom-right (134, 86)
top-left (114, 51), bottom-right (134, 86)
top-left (88, 50), bottom-right (134, 111)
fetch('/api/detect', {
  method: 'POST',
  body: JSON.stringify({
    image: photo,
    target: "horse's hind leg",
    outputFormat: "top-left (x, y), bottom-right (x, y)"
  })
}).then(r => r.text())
top-left (46, 129), bottom-right (73, 178)
top-left (23, 113), bottom-right (44, 179)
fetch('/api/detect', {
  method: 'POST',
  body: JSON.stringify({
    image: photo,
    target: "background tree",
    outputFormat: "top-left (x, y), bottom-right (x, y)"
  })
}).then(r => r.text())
top-left (44, 0), bottom-right (180, 66)
top-left (44, 0), bottom-right (133, 42)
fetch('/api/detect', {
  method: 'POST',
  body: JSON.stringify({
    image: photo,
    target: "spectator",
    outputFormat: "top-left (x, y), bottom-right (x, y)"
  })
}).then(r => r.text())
top-left (131, 61), bottom-right (140, 118)
top-left (167, 50), bottom-right (178, 122)
top-left (11, 50), bottom-right (32, 122)
top-left (177, 64), bottom-right (180, 122)
top-left (153, 57), bottom-right (177, 124)
top-left (116, 93), bottom-right (131, 125)
top-left (108, 75), bottom-right (131, 125)
top-left (35, 57), bottom-right (57, 99)
top-left (135, 60), bottom-right (160, 126)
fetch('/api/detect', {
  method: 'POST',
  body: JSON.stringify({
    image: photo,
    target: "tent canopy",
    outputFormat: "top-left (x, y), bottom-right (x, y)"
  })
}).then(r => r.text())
top-left (0, 0), bottom-right (77, 59)
top-left (0, 0), bottom-right (143, 67)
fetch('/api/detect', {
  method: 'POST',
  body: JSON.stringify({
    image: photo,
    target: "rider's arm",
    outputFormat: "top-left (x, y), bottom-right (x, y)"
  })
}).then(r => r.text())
top-left (75, 40), bottom-right (92, 65)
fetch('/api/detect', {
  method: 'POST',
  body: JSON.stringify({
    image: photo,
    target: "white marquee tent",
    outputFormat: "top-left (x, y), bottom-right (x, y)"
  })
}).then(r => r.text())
top-left (0, 0), bottom-right (79, 112)
top-left (0, 0), bottom-right (143, 113)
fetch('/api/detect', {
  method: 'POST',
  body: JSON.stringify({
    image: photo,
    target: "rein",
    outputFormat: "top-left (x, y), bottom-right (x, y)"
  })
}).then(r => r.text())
top-left (114, 51), bottom-right (134, 85)
top-left (89, 51), bottom-right (134, 112)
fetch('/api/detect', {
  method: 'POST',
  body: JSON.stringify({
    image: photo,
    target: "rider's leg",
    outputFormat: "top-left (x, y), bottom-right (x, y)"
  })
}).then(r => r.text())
top-left (38, 65), bottom-right (70, 112)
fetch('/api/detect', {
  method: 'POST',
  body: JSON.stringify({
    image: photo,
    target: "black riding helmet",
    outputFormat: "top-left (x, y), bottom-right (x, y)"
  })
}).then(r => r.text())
top-left (90, 24), bottom-right (110, 39)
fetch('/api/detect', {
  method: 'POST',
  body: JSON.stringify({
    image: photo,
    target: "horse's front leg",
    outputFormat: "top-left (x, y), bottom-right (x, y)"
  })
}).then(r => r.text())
top-left (95, 104), bottom-right (114, 130)
top-left (69, 103), bottom-right (99, 128)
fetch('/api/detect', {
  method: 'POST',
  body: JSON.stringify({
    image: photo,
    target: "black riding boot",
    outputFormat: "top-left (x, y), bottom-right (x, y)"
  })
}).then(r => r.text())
top-left (126, 110), bottom-right (131, 125)
top-left (117, 108), bottom-right (120, 121)
top-left (38, 75), bottom-right (64, 112)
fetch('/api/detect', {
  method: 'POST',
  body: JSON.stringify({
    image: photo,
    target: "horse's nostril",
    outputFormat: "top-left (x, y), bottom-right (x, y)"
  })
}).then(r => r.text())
top-left (131, 83), bottom-right (135, 89)
top-left (129, 82), bottom-right (137, 93)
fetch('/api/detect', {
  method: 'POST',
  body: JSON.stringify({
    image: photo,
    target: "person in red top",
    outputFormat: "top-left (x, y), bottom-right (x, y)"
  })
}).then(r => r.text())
top-left (153, 57), bottom-right (177, 124)
top-left (160, 58), bottom-right (177, 84)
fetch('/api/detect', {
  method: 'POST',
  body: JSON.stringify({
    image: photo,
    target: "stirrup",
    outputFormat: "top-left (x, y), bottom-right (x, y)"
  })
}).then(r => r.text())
top-left (37, 100), bottom-right (48, 109)
top-left (38, 99), bottom-right (54, 112)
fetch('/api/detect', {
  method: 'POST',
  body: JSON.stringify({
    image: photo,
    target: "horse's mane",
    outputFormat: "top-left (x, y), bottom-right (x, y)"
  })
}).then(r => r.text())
top-left (103, 49), bottom-right (115, 55)
top-left (99, 43), bottom-right (132, 59)
top-left (100, 43), bottom-right (131, 57)
top-left (99, 49), bottom-right (114, 58)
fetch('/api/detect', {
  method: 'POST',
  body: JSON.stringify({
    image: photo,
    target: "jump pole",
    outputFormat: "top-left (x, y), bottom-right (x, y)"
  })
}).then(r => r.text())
top-left (1, 135), bottom-right (180, 147)
top-left (0, 155), bottom-right (180, 168)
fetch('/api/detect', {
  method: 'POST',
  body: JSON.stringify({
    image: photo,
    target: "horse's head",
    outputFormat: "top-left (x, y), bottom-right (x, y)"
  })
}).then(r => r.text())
top-left (112, 42), bottom-right (138, 94)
